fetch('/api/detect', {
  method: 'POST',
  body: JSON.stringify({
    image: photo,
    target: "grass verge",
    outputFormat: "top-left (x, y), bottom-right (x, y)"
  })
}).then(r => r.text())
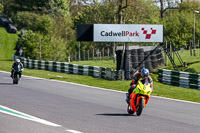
top-left (0, 28), bottom-right (18, 60)
top-left (163, 49), bottom-right (200, 73)
top-left (70, 60), bottom-right (116, 70)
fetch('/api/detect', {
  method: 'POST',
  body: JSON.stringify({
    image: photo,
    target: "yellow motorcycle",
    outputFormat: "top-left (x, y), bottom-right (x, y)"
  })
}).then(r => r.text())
top-left (127, 79), bottom-right (152, 116)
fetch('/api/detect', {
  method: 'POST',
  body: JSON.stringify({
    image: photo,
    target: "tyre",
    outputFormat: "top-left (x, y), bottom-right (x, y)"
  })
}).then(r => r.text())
top-left (144, 51), bottom-right (151, 62)
top-left (151, 55), bottom-right (157, 60)
top-left (13, 74), bottom-right (16, 84)
top-left (136, 98), bottom-right (144, 116)
top-left (151, 60), bottom-right (158, 69)
top-left (131, 55), bottom-right (138, 63)
top-left (13, 73), bottom-right (19, 84)
top-left (13, 79), bottom-right (15, 84)
top-left (138, 55), bottom-right (144, 62)
top-left (16, 74), bottom-right (19, 84)
top-left (137, 48), bottom-right (144, 55)
top-left (145, 61), bottom-right (153, 72)
top-left (127, 104), bottom-right (134, 115)
top-left (131, 49), bottom-right (138, 56)
top-left (132, 63), bottom-right (139, 69)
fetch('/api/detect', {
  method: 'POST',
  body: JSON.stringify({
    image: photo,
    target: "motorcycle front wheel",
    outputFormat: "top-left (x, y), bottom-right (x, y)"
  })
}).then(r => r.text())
top-left (13, 74), bottom-right (19, 84)
top-left (136, 98), bottom-right (144, 116)
top-left (127, 104), bottom-right (135, 115)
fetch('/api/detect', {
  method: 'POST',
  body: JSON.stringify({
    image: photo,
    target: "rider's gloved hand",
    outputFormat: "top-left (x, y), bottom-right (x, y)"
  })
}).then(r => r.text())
top-left (131, 84), bottom-right (136, 89)
top-left (150, 85), bottom-right (153, 92)
top-left (150, 83), bottom-right (153, 92)
top-left (130, 80), bottom-right (135, 86)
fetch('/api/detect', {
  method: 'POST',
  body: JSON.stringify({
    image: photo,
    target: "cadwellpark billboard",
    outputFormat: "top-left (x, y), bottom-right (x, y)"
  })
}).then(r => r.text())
top-left (94, 24), bottom-right (163, 42)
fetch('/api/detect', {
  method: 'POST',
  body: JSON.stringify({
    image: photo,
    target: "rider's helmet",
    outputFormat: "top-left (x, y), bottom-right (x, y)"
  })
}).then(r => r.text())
top-left (141, 68), bottom-right (149, 78)
top-left (16, 59), bottom-right (20, 63)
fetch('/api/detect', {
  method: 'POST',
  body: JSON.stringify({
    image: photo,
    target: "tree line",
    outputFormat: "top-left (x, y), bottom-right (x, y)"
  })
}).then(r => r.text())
top-left (0, 0), bottom-right (200, 61)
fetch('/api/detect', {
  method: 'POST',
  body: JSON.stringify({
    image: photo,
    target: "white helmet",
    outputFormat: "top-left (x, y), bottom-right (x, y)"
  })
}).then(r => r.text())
top-left (16, 59), bottom-right (20, 63)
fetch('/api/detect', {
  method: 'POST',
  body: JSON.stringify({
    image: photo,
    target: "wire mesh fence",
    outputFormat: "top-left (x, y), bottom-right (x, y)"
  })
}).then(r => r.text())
top-left (69, 47), bottom-right (115, 62)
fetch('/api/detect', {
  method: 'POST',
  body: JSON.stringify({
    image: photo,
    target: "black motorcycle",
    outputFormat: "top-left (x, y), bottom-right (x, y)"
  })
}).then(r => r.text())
top-left (12, 64), bottom-right (23, 84)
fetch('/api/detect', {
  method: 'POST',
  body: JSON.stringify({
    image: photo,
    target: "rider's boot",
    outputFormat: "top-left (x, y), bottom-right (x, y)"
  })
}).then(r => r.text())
top-left (126, 93), bottom-right (130, 104)
top-left (126, 85), bottom-right (136, 104)
top-left (126, 91), bottom-right (132, 104)
top-left (10, 72), bottom-right (13, 78)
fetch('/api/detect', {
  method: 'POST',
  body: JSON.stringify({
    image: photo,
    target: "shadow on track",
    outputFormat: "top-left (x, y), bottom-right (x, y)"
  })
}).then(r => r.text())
top-left (95, 113), bottom-right (135, 117)
top-left (0, 83), bottom-right (13, 85)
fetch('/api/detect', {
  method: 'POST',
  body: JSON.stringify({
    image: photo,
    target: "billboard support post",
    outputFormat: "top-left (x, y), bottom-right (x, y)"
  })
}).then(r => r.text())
top-left (79, 42), bottom-right (81, 61)
top-left (113, 42), bottom-right (116, 63)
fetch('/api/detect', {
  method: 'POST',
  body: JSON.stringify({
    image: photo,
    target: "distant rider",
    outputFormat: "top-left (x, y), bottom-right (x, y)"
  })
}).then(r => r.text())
top-left (126, 68), bottom-right (153, 103)
top-left (11, 59), bottom-right (24, 78)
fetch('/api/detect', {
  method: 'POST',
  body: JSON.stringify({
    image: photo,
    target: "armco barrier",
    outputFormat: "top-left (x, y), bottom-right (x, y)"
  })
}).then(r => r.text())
top-left (158, 69), bottom-right (200, 90)
top-left (21, 58), bottom-right (122, 80)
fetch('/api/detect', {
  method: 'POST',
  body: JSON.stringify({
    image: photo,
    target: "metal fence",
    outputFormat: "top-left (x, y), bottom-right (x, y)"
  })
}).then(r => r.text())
top-left (69, 47), bottom-right (115, 62)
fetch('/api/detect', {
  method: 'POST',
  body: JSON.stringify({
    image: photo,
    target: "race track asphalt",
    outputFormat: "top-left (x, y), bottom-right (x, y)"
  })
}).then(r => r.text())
top-left (0, 71), bottom-right (200, 133)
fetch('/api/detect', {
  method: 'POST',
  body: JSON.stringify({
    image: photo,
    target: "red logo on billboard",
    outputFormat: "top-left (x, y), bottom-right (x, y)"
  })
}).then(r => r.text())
top-left (141, 28), bottom-right (157, 39)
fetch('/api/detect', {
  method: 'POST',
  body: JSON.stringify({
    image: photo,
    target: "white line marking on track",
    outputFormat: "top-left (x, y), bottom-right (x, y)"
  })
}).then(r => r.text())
top-left (0, 105), bottom-right (62, 127)
top-left (152, 95), bottom-right (200, 105)
top-left (1, 70), bottom-right (200, 105)
top-left (66, 129), bottom-right (83, 133)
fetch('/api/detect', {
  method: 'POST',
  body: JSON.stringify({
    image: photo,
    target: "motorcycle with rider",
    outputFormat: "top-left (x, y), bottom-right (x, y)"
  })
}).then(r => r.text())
top-left (126, 68), bottom-right (153, 116)
top-left (11, 59), bottom-right (24, 84)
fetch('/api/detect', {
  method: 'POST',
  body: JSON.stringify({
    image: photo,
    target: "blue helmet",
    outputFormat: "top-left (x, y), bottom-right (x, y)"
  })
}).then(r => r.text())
top-left (141, 68), bottom-right (149, 78)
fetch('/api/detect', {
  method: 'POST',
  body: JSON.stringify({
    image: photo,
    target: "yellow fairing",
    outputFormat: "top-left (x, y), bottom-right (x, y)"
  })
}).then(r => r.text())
top-left (133, 80), bottom-right (152, 97)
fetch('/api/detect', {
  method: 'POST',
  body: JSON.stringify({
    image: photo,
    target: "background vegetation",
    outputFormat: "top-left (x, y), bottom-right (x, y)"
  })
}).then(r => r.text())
top-left (1, 0), bottom-right (200, 63)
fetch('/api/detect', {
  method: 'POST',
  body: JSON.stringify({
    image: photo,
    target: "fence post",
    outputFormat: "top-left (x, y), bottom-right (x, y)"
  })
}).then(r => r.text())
top-left (75, 53), bottom-right (77, 61)
top-left (185, 41), bottom-right (187, 49)
top-left (108, 47), bottom-right (110, 58)
top-left (100, 49), bottom-right (101, 60)
top-left (68, 54), bottom-right (71, 62)
top-left (199, 40), bottom-right (200, 56)
top-left (93, 48), bottom-right (94, 60)
top-left (97, 48), bottom-right (99, 59)
top-left (83, 50), bottom-right (85, 61)
top-left (165, 41), bottom-right (168, 66)
top-left (88, 50), bottom-right (89, 60)
top-left (170, 41), bottom-right (172, 57)
top-left (79, 42), bottom-right (81, 61)
top-left (190, 40), bottom-right (193, 56)
top-left (102, 48), bottom-right (104, 60)
top-left (113, 46), bottom-right (115, 62)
